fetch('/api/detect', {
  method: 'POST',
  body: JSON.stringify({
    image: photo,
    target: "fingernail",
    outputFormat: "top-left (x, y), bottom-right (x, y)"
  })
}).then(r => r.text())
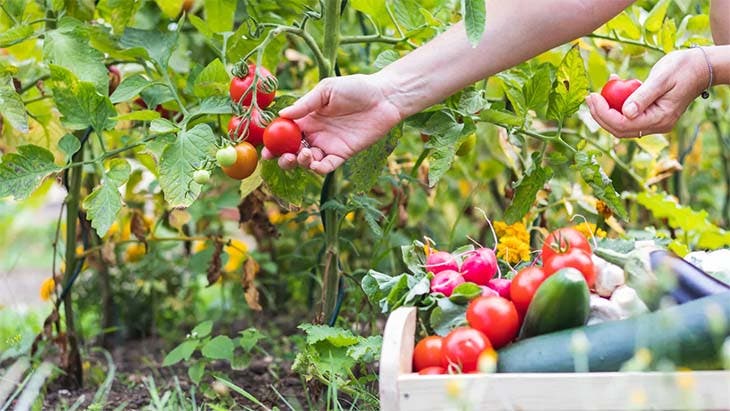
top-left (623, 102), bottom-right (639, 118)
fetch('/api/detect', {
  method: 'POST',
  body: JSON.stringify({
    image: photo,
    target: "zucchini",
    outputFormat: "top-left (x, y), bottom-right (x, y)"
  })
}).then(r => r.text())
top-left (498, 292), bottom-right (730, 373)
top-left (518, 268), bottom-right (590, 339)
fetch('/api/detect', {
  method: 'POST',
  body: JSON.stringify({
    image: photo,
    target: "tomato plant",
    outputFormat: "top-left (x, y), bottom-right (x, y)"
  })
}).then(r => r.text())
top-left (222, 143), bottom-right (258, 180)
top-left (228, 110), bottom-right (268, 146)
top-left (229, 64), bottom-right (277, 109)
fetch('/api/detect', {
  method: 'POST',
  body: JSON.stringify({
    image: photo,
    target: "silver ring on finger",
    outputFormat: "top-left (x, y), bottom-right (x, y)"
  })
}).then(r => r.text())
top-left (639, 130), bottom-right (643, 138)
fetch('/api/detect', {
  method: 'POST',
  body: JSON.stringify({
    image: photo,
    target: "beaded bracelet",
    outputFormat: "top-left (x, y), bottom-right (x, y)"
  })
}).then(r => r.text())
top-left (691, 45), bottom-right (713, 99)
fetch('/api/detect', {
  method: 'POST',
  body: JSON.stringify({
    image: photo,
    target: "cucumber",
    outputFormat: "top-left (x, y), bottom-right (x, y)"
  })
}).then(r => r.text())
top-left (518, 268), bottom-right (590, 339)
top-left (498, 292), bottom-right (730, 373)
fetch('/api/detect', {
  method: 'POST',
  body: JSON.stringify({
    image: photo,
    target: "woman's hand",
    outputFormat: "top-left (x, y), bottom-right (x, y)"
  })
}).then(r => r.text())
top-left (263, 74), bottom-right (403, 175)
top-left (585, 48), bottom-right (710, 138)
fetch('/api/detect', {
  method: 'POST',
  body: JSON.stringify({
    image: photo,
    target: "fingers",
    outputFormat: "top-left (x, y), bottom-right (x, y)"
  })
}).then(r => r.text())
top-left (621, 71), bottom-right (670, 119)
top-left (277, 153), bottom-right (298, 170)
top-left (279, 79), bottom-right (331, 120)
top-left (586, 93), bottom-right (671, 138)
top-left (310, 155), bottom-right (346, 175)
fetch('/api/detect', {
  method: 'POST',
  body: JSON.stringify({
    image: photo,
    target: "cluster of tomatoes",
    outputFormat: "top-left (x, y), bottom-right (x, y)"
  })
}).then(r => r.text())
top-left (413, 227), bottom-right (596, 375)
top-left (212, 64), bottom-right (303, 182)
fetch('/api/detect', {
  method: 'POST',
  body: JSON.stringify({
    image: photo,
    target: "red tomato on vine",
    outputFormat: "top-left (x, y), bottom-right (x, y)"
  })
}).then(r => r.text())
top-left (230, 64), bottom-right (276, 109)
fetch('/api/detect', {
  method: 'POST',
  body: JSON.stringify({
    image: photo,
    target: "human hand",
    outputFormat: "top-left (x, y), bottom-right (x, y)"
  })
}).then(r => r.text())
top-left (585, 48), bottom-right (710, 138)
top-left (263, 74), bottom-right (403, 174)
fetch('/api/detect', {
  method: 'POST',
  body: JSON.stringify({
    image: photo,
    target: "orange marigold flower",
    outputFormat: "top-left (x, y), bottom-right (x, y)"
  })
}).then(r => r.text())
top-left (496, 236), bottom-right (531, 264)
top-left (40, 277), bottom-right (56, 301)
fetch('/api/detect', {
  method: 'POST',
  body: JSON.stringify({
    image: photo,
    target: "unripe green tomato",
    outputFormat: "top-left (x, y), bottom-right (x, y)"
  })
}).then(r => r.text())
top-left (216, 146), bottom-right (238, 167)
top-left (193, 169), bottom-right (210, 184)
top-left (456, 133), bottom-right (477, 156)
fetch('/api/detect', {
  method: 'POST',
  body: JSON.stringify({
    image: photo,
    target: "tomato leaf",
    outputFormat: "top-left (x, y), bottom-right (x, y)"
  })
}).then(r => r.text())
top-left (463, 0), bottom-right (486, 47)
top-left (239, 162), bottom-right (263, 199)
top-left (0, 25), bottom-right (34, 48)
top-left (0, 145), bottom-right (61, 200)
top-left (84, 159), bottom-right (131, 236)
top-left (203, 0), bottom-right (237, 33)
top-left (159, 124), bottom-right (218, 207)
top-left (162, 339), bottom-right (198, 366)
top-left (97, 0), bottom-right (141, 34)
top-left (43, 17), bottom-right (109, 95)
top-left (48, 65), bottom-right (117, 132)
top-left (155, 0), bottom-right (184, 19)
top-left (193, 58), bottom-right (229, 98)
top-left (0, 75), bottom-right (28, 133)
top-left (645, 0), bottom-right (671, 33)
top-left (58, 134), bottom-right (81, 162)
top-left (479, 108), bottom-right (523, 128)
top-left (504, 159), bottom-right (553, 224)
top-left (345, 124), bottom-right (401, 193)
top-left (374, 50), bottom-right (399, 69)
top-left (120, 27), bottom-right (179, 71)
top-left (261, 160), bottom-right (311, 206)
top-left (547, 45), bottom-right (589, 122)
top-left (574, 152), bottom-right (627, 220)
top-left (110, 74), bottom-right (154, 104)
top-left (393, 0), bottom-right (424, 29)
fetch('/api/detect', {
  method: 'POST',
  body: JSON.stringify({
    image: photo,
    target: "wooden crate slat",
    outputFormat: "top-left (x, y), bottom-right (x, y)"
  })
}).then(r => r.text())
top-left (0, 357), bottom-right (30, 406)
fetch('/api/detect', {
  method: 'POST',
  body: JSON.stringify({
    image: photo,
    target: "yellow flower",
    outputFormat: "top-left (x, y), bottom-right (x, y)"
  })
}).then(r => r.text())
top-left (496, 236), bottom-right (531, 264)
top-left (125, 243), bottom-right (146, 262)
top-left (268, 209), bottom-right (295, 225)
top-left (40, 277), bottom-right (56, 301)
top-left (192, 240), bottom-right (207, 254)
top-left (494, 221), bottom-right (529, 243)
top-left (573, 222), bottom-right (606, 240)
top-left (458, 179), bottom-right (471, 199)
top-left (224, 239), bottom-right (248, 272)
top-left (345, 212), bottom-right (355, 222)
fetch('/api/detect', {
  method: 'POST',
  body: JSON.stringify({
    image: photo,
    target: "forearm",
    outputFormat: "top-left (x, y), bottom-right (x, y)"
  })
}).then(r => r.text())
top-left (711, 0), bottom-right (730, 45)
top-left (377, 0), bottom-right (634, 119)
top-left (707, 45), bottom-right (730, 85)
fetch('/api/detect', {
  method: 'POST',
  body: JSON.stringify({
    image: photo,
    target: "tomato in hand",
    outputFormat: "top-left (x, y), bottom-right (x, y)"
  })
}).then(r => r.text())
top-left (600, 79), bottom-right (642, 113)
top-left (543, 248), bottom-right (596, 288)
top-left (541, 227), bottom-right (591, 263)
top-left (418, 366), bottom-right (446, 375)
top-left (263, 118), bottom-right (302, 156)
top-left (465, 296), bottom-right (519, 349)
top-left (442, 327), bottom-right (492, 373)
top-left (230, 64), bottom-right (276, 109)
top-left (425, 251), bottom-right (459, 274)
top-left (221, 142), bottom-right (258, 180)
top-left (228, 109), bottom-right (267, 146)
top-left (510, 266), bottom-right (548, 314)
top-left (413, 335), bottom-right (446, 371)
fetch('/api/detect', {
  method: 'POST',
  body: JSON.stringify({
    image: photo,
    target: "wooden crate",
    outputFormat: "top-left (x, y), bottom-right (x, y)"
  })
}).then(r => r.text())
top-left (379, 307), bottom-right (730, 411)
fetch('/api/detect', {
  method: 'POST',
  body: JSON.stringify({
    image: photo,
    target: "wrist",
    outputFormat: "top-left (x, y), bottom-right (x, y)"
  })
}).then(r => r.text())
top-left (705, 45), bottom-right (730, 86)
top-left (372, 67), bottom-right (430, 121)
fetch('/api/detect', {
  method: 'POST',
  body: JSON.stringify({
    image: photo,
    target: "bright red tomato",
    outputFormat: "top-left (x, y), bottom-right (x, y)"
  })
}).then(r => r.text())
top-left (221, 142), bottom-right (258, 180)
top-left (541, 227), bottom-right (592, 263)
top-left (465, 296), bottom-right (519, 349)
top-left (263, 118), bottom-right (302, 156)
top-left (230, 64), bottom-right (276, 109)
top-left (543, 248), bottom-right (596, 288)
top-left (418, 366), bottom-right (446, 375)
top-left (442, 327), bottom-right (491, 373)
top-left (510, 266), bottom-right (548, 314)
top-left (413, 335), bottom-right (446, 371)
top-left (600, 79), bottom-right (642, 113)
top-left (228, 110), bottom-right (267, 146)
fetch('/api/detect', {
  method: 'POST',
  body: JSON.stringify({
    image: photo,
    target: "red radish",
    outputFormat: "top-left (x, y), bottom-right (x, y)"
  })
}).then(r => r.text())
top-left (425, 251), bottom-right (459, 274)
top-left (430, 270), bottom-right (464, 297)
top-left (461, 248), bottom-right (498, 285)
top-left (487, 278), bottom-right (512, 300)
top-left (479, 286), bottom-right (499, 297)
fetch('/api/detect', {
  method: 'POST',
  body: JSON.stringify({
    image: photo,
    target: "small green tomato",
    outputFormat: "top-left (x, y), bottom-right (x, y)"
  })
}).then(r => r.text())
top-left (193, 169), bottom-right (211, 184)
top-left (216, 146), bottom-right (238, 167)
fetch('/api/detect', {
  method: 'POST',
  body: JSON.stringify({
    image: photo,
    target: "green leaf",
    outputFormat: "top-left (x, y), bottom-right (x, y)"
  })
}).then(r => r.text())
top-left (523, 64), bottom-right (554, 116)
top-left (605, 12), bottom-right (641, 40)
top-left (393, 0), bottom-right (424, 29)
top-left (193, 59), bottom-right (229, 98)
top-left (201, 335), bottom-right (235, 361)
top-left (361, 270), bottom-right (427, 313)
top-left (155, 0), bottom-right (184, 18)
top-left (429, 298), bottom-right (467, 336)
top-left (505, 159), bottom-right (553, 224)
top-left (298, 324), bottom-right (359, 347)
top-left (113, 110), bottom-right (161, 121)
top-left (645, 0), bottom-right (670, 33)
top-left (373, 50), bottom-right (399, 69)
top-left (463, 0), bottom-right (486, 47)
top-left (458, 89), bottom-right (488, 115)
top-left (261, 160), bottom-right (309, 206)
top-left (84, 159), bottom-right (130, 236)
top-left (660, 18), bottom-right (677, 53)
top-left (350, 0), bottom-right (390, 28)
top-left (345, 125), bottom-right (401, 193)
top-left (58, 134), bottom-right (81, 161)
top-left (480, 109), bottom-right (523, 127)
top-left (150, 118), bottom-right (179, 134)
top-left (188, 362), bottom-right (205, 385)
top-left (239, 162), bottom-right (263, 199)
top-left (163, 340), bottom-right (198, 366)
top-left (187, 96), bottom-right (233, 118)
top-left (192, 320), bottom-right (213, 338)
top-left (97, 0), bottom-right (142, 34)
top-left (48, 65), bottom-right (117, 132)
top-left (574, 152), bottom-right (627, 220)
top-left (449, 282), bottom-right (482, 304)
top-left (189, 15), bottom-right (215, 39)
top-left (427, 122), bottom-right (466, 187)
top-left (0, 25), bottom-right (34, 48)
top-left (0, 145), bottom-right (61, 200)
top-left (239, 328), bottom-right (265, 352)
top-left (547, 46), bottom-right (589, 122)
top-left (0, 76), bottom-right (28, 132)
top-left (347, 336), bottom-right (382, 362)
top-left (110, 74), bottom-right (154, 104)
top-left (43, 17), bottom-right (108, 95)
top-left (204, 0), bottom-right (236, 33)
top-left (159, 124), bottom-right (218, 207)
top-left (120, 27), bottom-right (179, 71)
